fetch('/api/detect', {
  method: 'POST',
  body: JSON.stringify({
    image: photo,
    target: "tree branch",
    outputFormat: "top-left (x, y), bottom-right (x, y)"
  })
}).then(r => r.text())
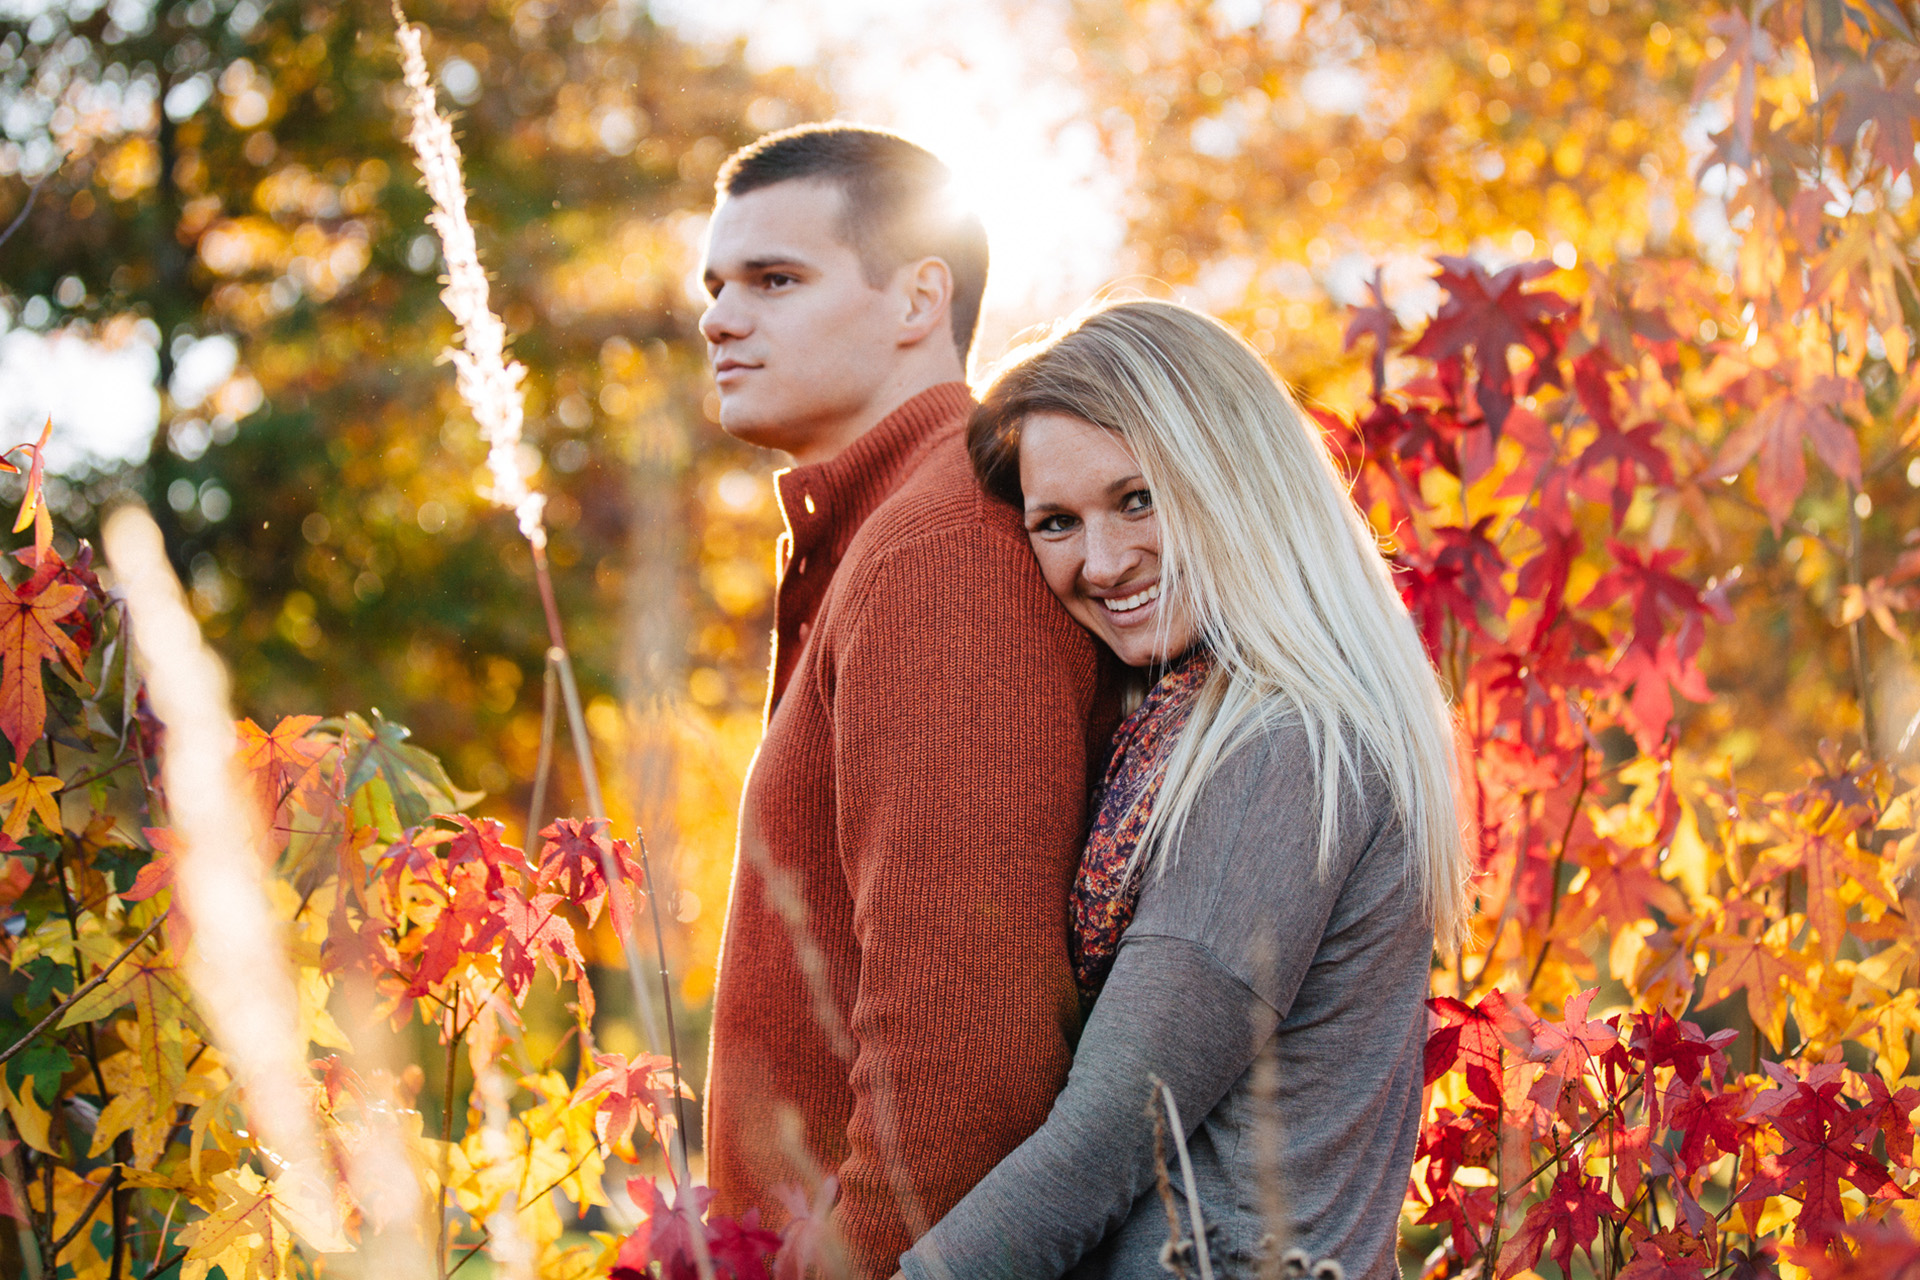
top-left (49, 1168), bottom-right (120, 1259)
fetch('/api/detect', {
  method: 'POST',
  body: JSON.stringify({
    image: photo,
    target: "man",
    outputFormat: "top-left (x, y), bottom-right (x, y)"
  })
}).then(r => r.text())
top-left (699, 123), bottom-right (1114, 1275)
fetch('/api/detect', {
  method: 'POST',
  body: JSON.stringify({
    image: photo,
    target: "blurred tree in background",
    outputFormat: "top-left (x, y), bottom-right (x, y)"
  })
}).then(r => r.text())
top-left (0, 0), bottom-right (828, 1037)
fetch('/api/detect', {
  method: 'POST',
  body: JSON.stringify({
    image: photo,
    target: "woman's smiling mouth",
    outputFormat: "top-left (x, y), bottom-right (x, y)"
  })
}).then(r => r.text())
top-left (1100, 582), bottom-right (1161, 615)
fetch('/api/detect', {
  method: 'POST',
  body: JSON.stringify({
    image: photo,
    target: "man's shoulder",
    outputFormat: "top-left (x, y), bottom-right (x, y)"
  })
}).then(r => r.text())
top-left (844, 428), bottom-right (1030, 574)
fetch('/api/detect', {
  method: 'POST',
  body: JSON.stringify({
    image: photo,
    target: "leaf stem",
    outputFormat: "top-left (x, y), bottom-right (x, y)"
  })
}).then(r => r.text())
top-left (446, 1229), bottom-right (491, 1279)
top-left (438, 1007), bottom-right (459, 1279)
top-left (1526, 743), bottom-right (1592, 994)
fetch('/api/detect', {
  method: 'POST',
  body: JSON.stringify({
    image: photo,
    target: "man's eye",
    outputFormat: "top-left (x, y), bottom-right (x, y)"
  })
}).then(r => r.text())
top-left (1121, 489), bottom-right (1154, 513)
top-left (762, 273), bottom-right (797, 289)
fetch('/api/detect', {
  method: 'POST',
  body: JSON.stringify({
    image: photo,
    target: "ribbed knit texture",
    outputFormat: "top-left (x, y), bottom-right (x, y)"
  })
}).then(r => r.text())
top-left (705, 384), bottom-right (1115, 1277)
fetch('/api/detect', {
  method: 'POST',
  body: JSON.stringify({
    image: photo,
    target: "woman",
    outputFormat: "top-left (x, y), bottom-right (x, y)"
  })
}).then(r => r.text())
top-left (895, 300), bottom-right (1467, 1280)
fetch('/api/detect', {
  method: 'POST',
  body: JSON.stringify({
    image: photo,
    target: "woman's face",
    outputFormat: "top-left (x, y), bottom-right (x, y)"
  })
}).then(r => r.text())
top-left (1018, 411), bottom-right (1198, 668)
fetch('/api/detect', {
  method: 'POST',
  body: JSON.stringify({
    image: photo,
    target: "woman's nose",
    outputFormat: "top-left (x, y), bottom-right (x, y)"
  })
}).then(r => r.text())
top-left (1081, 519), bottom-right (1144, 586)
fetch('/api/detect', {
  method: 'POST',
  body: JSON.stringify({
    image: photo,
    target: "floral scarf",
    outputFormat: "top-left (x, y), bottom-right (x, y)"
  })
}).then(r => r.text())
top-left (1070, 648), bottom-right (1214, 1008)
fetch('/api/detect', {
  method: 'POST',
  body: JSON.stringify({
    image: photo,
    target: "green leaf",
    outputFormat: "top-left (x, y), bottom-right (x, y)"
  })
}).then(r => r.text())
top-left (4, 1039), bottom-right (71, 1107)
top-left (330, 709), bottom-right (479, 831)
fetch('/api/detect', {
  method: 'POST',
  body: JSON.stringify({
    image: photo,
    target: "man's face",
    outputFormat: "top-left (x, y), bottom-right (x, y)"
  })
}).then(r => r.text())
top-left (699, 180), bottom-right (905, 464)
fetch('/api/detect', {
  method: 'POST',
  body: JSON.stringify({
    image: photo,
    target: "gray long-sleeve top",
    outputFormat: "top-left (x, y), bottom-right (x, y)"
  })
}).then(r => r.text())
top-left (897, 719), bottom-right (1432, 1280)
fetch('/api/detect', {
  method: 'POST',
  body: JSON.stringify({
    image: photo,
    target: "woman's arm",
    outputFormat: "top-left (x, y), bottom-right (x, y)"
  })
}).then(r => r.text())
top-left (896, 933), bottom-right (1281, 1280)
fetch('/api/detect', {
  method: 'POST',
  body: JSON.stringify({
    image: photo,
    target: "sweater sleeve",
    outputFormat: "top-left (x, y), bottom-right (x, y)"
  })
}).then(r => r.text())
top-left (825, 524), bottom-right (1105, 1276)
top-left (896, 935), bottom-right (1281, 1279)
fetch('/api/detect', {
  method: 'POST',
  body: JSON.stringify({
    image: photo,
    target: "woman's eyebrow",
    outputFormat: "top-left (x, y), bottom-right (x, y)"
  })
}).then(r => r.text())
top-left (1104, 473), bottom-right (1146, 494)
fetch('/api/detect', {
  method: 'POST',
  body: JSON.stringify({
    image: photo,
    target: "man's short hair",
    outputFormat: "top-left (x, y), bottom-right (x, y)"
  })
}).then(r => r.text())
top-left (716, 123), bottom-right (989, 361)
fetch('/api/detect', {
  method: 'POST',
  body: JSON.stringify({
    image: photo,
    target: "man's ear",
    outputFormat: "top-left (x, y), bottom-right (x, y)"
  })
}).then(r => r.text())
top-left (895, 256), bottom-right (954, 348)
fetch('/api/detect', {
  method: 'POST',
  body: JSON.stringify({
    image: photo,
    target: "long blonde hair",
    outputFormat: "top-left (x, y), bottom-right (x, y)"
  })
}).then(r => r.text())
top-left (971, 299), bottom-right (1468, 949)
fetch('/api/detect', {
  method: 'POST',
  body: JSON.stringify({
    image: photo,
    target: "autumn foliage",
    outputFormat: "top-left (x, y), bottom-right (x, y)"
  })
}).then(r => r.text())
top-left (5, 0), bottom-right (1920, 1277)
top-left (1293, 1), bottom-right (1920, 1273)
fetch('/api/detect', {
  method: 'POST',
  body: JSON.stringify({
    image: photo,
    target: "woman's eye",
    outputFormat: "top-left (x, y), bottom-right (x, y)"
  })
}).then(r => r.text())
top-left (761, 272), bottom-right (797, 289)
top-left (1031, 513), bottom-right (1078, 535)
top-left (1121, 489), bottom-right (1154, 514)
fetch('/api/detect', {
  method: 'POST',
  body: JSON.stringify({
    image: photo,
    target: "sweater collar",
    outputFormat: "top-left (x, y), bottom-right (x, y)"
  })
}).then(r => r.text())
top-left (773, 381), bottom-right (973, 567)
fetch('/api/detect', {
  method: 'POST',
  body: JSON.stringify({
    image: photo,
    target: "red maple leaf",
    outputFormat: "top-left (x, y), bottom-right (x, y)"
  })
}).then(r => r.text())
top-left (0, 570), bottom-right (85, 759)
top-left (1426, 992), bottom-right (1509, 1107)
top-left (1629, 1008), bottom-right (1737, 1127)
top-left (1738, 1064), bottom-right (1903, 1246)
top-left (1414, 1181), bottom-right (1496, 1262)
top-left (1864, 1072), bottom-right (1920, 1167)
top-left (1618, 1230), bottom-right (1711, 1280)
top-left (498, 886), bottom-right (588, 1011)
top-left (1830, 60), bottom-right (1920, 175)
top-left (535, 817), bottom-right (641, 925)
top-left (1500, 988), bottom-right (1620, 1111)
top-left (1496, 1168), bottom-right (1610, 1279)
top-left (1344, 266), bottom-right (1400, 395)
top-left (1708, 373), bottom-right (1862, 532)
top-left (1665, 1084), bottom-right (1751, 1177)
top-left (1396, 518), bottom-right (1509, 657)
top-left (1582, 542), bottom-right (1713, 661)
top-left (124, 828), bottom-right (183, 903)
top-left (1416, 1105), bottom-right (1499, 1202)
top-left (1608, 634), bottom-right (1714, 750)
top-left (1784, 1217), bottom-right (1920, 1280)
top-left (709, 1212), bottom-right (783, 1280)
top-left (579, 1051), bottom-right (684, 1149)
top-left (1573, 351), bottom-right (1673, 528)
top-left (614, 1181), bottom-right (779, 1280)
top-left (399, 864), bottom-right (507, 999)
top-left (1405, 255), bottom-right (1576, 435)
top-left (443, 815), bottom-right (529, 895)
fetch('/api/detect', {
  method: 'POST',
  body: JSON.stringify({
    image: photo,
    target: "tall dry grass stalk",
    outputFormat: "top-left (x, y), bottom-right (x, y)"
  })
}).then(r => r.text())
top-left (393, 8), bottom-right (544, 548)
top-left (391, 9), bottom-right (709, 1273)
top-left (101, 505), bottom-right (342, 1244)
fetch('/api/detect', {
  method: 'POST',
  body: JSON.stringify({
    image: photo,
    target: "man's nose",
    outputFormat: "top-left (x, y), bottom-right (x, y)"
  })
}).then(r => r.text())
top-left (699, 284), bottom-right (748, 346)
top-left (1081, 519), bottom-right (1144, 586)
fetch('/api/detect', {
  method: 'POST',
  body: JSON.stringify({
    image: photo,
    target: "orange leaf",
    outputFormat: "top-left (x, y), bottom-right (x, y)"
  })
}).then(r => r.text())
top-left (0, 763), bottom-right (62, 839)
top-left (235, 715), bottom-right (327, 813)
top-left (0, 571), bottom-right (85, 758)
top-left (1701, 927), bottom-right (1806, 1048)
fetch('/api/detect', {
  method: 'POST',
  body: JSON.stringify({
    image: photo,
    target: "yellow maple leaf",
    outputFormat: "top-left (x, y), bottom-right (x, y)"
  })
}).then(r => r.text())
top-left (175, 1167), bottom-right (289, 1280)
top-left (0, 1069), bottom-right (51, 1153)
top-left (75, 960), bottom-right (193, 1169)
top-left (173, 1165), bottom-right (346, 1280)
top-left (0, 761), bottom-right (62, 839)
top-left (90, 1046), bottom-right (186, 1170)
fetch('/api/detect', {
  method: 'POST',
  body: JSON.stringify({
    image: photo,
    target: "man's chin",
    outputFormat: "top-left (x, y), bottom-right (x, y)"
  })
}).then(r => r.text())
top-left (716, 404), bottom-right (796, 454)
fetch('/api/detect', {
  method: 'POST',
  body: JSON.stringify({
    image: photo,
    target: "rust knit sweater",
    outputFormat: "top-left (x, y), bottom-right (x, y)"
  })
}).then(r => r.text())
top-left (704, 383), bottom-right (1113, 1276)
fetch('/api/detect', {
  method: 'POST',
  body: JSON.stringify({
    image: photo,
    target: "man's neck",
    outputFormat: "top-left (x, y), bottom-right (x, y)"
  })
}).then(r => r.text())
top-left (787, 357), bottom-right (967, 469)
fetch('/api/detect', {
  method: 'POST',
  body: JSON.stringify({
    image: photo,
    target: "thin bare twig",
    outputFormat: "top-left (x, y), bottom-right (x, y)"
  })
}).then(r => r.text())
top-left (0, 164), bottom-right (57, 254)
top-left (1151, 1076), bottom-right (1215, 1280)
top-left (49, 1169), bottom-right (120, 1258)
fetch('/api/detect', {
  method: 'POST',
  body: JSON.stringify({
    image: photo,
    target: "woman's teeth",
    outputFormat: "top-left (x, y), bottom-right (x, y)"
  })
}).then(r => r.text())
top-left (1103, 583), bottom-right (1160, 614)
